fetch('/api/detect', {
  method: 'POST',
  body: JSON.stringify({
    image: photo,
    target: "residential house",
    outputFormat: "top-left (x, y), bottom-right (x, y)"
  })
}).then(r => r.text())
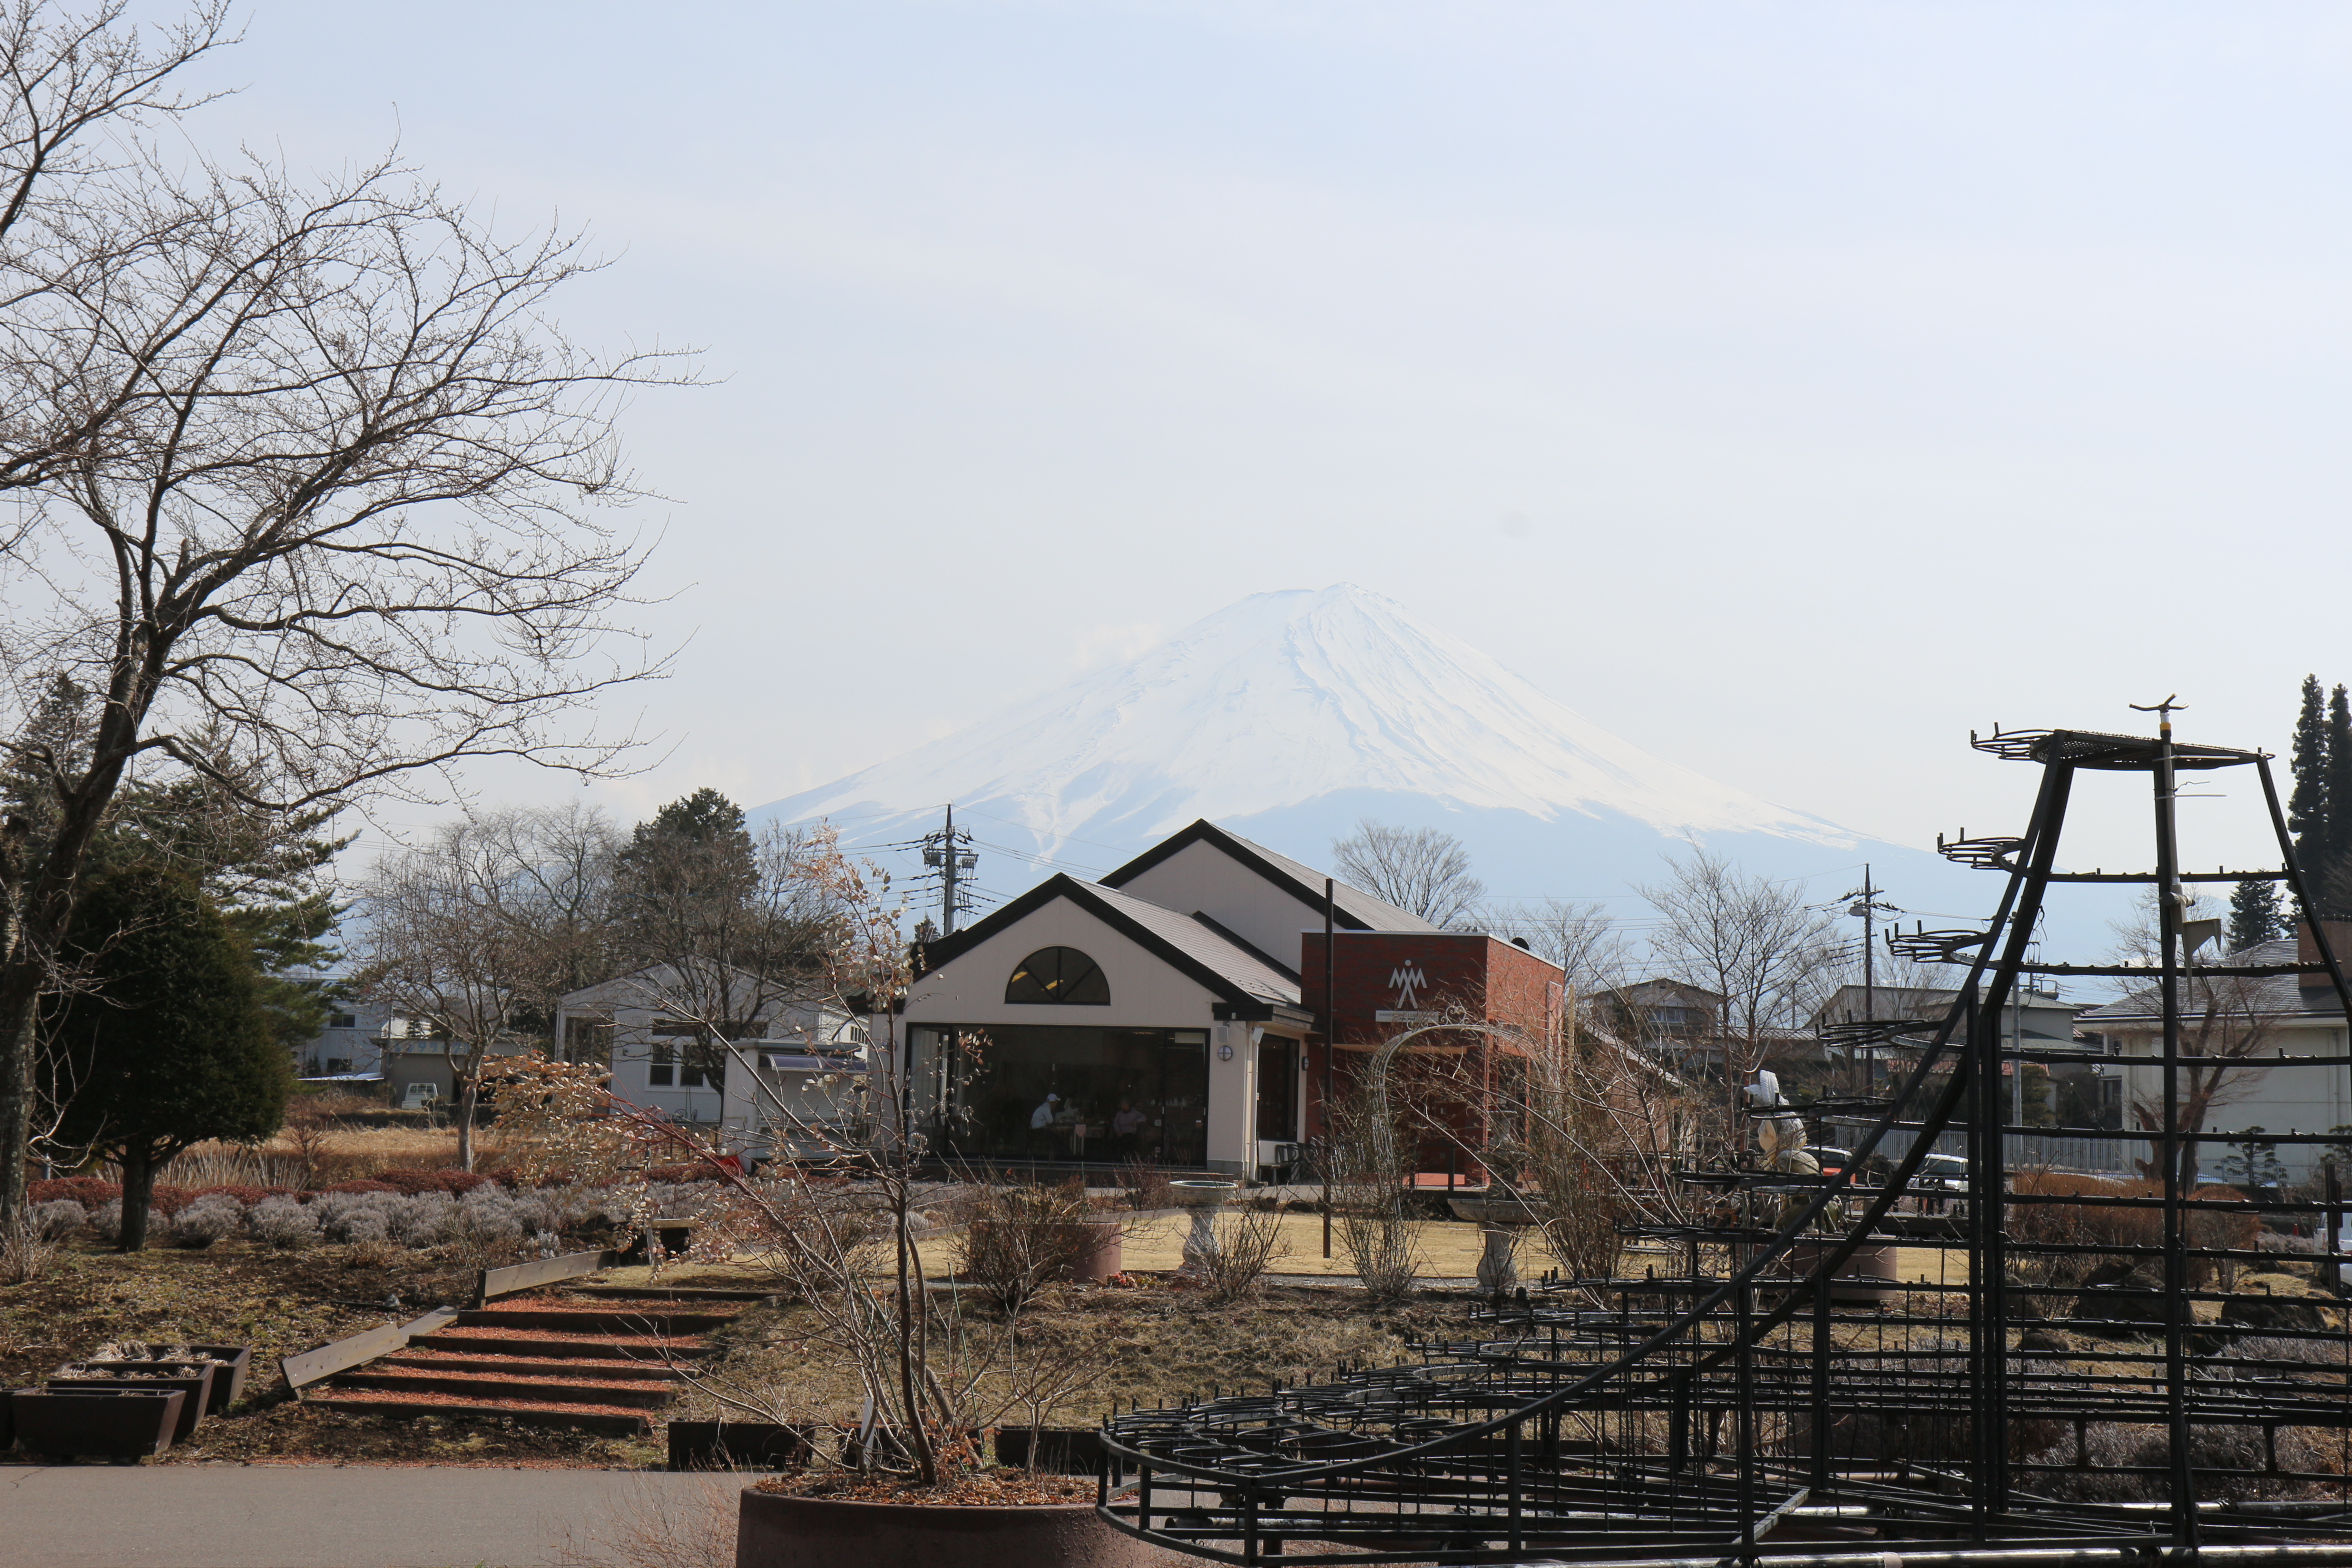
top-left (2076, 926), bottom-right (2352, 1182)
top-left (556, 962), bottom-right (868, 1156)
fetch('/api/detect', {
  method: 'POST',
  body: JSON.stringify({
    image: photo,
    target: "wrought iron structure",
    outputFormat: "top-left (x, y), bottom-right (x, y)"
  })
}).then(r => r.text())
top-left (1095, 719), bottom-right (2352, 1565)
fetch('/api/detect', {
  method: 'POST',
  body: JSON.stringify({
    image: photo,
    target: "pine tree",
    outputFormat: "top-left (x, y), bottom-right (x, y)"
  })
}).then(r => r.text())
top-left (2328, 686), bottom-right (2352, 883)
top-left (45, 866), bottom-right (289, 1250)
top-left (4, 684), bottom-right (350, 1055)
top-left (2290, 674), bottom-right (2331, 856)
top-left (2229, 877), bottom-right (2284, 952)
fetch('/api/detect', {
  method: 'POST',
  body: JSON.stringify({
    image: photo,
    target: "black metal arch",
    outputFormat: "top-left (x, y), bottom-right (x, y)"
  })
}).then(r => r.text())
top-left (1094, 723), bottom-right (2352, 1567)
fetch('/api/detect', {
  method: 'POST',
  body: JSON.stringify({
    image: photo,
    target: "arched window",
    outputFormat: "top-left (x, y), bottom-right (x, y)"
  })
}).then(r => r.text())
top-left (1005, 946), bottom-right (1110, 1005)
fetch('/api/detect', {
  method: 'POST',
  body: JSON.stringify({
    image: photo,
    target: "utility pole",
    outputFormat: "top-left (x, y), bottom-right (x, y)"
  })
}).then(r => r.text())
top-left (1842, 865), bottom-right (1900, 1095)
top-left (920, 805), bottom-right (978, 935)
top-left (1323, 877), bottom-right (1336, 1261)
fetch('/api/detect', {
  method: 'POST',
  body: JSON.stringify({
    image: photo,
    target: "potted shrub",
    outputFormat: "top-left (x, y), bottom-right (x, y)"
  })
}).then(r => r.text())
top-left (11, 1387), bottom-right (186, 1460)
top-left (47, 1361), bottom-right (214, 1441)
top-left (183, 1343), bottom-right (253, 1412)
top-left (73, 1340), bottom-right (251, 1416)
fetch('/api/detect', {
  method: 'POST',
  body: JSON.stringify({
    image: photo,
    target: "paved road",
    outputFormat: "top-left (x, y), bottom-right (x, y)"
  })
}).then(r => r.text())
top-left (0, 1462), bottom-right (754, 1568)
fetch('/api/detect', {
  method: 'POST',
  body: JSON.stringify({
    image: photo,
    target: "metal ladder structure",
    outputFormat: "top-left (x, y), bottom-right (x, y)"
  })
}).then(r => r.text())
top-left (1095, 720), bottom-right (2352, 1567)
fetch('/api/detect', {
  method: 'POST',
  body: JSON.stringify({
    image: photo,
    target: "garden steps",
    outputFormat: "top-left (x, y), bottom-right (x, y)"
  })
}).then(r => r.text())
top-left (568, 1284), bottom-right (775, 1302)
top-left (453, 1303), bottom-right (743, 1335)
top-left (299, 1388), bottom-right (652, 1436)
top-left (333, 1367), bottom-right (676, 1408)
top-left (380, 1350), bottom-right (693, 1382)
top-left (405, 1327), bottom-right (722, 1360)
top-left (307, 1284), bottom-right (752, 1436)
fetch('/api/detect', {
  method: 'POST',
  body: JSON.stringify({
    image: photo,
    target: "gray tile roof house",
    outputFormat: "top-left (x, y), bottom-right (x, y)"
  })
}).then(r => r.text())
top-left (2076, 938), bottom-right (2352, 1181)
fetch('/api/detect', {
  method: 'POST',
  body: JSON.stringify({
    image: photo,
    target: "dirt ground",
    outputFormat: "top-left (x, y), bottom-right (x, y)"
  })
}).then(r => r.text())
top-left (0, 1239), bottom-right (661, 1467)
top-left (0, 1235), bottom-right (1485, 1468)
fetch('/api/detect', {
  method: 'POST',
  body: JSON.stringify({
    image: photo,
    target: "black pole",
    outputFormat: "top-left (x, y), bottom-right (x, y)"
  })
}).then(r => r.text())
top-left (2151, 705), bottom-right (2199, 1546)
top-left (1323, 877), bottom-right (1336, 1261)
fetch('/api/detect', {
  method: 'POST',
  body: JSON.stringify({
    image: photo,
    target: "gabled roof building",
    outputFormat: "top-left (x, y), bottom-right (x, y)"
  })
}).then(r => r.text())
top-left (903, 819), bottom-right (1566, 1177)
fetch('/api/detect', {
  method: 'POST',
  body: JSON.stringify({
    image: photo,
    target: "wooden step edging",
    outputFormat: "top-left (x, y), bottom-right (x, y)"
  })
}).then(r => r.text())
top-left (472, 1249), bottom-right (615, 1308)
top-left (300, 1390), bottom-right (650, 1436)
top-left (405, 1329), bottom-right (720, 1360)
top-left (333, 1369), bottom-right (675, 1408)
top-left (282, 1306), bottom-right (462, 1393)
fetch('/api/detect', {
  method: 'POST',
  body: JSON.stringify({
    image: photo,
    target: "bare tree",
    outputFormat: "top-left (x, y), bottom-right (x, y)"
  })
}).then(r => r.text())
top-left (352, 816), bottom-right (550, 1171)
top-left (0, 10), bottom-right (692, 1206)
top-left (477, 801), bottom-right (622, 1055)
top-left (598, 821), bottom-right (843, 1098)
top-left (1489, 896), bottom-right (1627, 992)
top-left (1639, 849), bottom-right (1836, 1155)
top-left (1332, 819), bottom-right (1485, 928)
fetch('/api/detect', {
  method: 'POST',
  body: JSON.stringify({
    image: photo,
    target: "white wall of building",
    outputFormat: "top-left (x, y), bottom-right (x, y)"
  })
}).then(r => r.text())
top-left (1107, 840), bottom-right (1321, 970)
top-left (903, 897), bottom-right (1225, 1030)
top-left (2108, 1019), bottom-right (2352, 1180)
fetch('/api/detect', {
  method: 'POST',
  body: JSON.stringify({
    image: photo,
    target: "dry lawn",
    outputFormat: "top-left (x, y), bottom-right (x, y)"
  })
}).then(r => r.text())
top-left (669, 1280), bottom-right (1464, 1431)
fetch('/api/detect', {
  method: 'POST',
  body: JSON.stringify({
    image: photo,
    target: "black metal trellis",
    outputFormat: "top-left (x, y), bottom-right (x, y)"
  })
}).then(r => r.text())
top-left (1094, 720), bottom-right (2352, 1566)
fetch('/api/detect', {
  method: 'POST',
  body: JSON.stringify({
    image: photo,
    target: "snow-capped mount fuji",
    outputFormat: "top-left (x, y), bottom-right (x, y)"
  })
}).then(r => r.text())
top-left (753, 587), bottom-right (1918, 911)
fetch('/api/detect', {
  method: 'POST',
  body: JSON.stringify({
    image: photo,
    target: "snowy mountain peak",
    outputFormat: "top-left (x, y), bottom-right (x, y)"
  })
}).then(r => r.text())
top-left (755, 585), bottom-right (1852, 859)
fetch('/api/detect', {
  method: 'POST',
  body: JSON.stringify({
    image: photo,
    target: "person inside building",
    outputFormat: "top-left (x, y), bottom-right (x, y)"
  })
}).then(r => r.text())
top-left (1112, 1097), bottom-right (1146, 1156)
top-left (1029, 1092), bottom-right (1061, 1159)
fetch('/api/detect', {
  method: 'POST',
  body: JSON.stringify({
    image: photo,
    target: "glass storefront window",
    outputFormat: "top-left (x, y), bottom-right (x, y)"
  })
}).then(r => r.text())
top-left (933, 1024), bottom-right (1210, 1166)
top-left (1255, 1036), bottom-right (1298, 1142)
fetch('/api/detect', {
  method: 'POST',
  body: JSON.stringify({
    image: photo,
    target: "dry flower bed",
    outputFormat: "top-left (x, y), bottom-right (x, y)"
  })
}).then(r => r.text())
top-left (4, 1238), bottom-right (1472, 1469)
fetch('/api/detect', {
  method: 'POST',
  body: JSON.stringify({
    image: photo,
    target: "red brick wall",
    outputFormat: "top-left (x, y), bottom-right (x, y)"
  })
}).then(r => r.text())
top-left (1296, 932), bottom-right (1564, 1143)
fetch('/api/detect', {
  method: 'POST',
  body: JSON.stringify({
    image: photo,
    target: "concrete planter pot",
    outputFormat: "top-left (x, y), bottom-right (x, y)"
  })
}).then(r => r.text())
top-left (1068, 1219), bottom-right (1123, 1283)
top-left (11, 1387), bottom-right (186, 1460)
top-left (49, 1363), bottom-right (214, 1441)
top-left (736, 1487), bottom-right (1155, 1568)
top-left (1773, 1242), bottom-right (1900, 1307)
top-left (962, 1217), bottom-right (1125, 1286)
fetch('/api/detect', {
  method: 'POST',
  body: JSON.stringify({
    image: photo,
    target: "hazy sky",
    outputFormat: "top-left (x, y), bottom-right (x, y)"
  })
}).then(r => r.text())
top-left (192, 1), bottom-right (2352, 888)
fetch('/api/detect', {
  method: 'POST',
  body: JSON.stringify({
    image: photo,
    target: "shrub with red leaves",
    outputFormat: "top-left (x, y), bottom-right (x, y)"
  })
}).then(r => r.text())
top-left (323, 1179), bottom-right (400, 1195)
top-left (371, 1167), bottom-right (496, 1196)
top-left (146, 1185), bottom-right (195, 1217)
top-left (372, 1168), bottom-right (453, 1195)
top-left (30, 1176), bottom-right (120, 1205)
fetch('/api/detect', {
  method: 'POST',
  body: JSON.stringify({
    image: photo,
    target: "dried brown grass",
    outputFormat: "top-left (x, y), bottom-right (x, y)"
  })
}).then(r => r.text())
top-left (547, 1471), bottom-right (737, 1568)
top-left (1200, 1204), bottom-right (1290, 1305)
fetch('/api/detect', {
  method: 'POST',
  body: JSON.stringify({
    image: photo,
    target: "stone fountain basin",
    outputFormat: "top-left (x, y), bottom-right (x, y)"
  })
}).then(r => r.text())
top-left (1168, 1180), bottom-right (1240, 1209)
top-left (1446, 1195), bottom-right (1541, 1226)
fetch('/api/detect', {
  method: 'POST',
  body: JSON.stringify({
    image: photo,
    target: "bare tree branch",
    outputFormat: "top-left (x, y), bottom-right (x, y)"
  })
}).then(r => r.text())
top-left (1331, 818), bottom-right (1485, 928)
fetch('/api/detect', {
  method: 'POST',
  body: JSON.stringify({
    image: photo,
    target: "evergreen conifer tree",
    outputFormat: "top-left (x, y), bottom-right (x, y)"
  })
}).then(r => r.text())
top-left (2229, 877), bottom-right (2284, 952)
top-left (2290, 674), bottom-right (2331, 855)
top-left (45, 866), bottom-right (289, 1250)
top-left (2327, 686), bottom-right (2352, 898)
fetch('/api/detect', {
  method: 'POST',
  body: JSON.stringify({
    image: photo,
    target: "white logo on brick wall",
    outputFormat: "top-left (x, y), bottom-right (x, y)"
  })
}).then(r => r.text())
top-left (1388, 963), bottom-right (1427, 1009)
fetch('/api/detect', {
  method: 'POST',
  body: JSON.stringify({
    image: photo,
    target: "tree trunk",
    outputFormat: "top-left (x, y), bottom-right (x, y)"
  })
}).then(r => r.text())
top-left (119, 1149), bottom-right (155, 1251)
top-left (455, 1075), bottom-right (478, 1172)
top-left (0, 997), bottom-right (34, 1216)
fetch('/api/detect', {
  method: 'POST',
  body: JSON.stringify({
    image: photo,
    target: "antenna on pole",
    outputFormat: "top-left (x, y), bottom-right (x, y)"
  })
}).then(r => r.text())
top-left (2130, 694), bottom-right (2186, 739)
